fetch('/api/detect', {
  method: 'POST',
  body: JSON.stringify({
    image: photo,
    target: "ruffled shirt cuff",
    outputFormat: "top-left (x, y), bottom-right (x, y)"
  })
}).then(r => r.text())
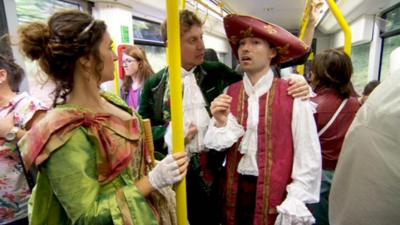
top-left (275, 196), bottom-right (315, 225)
top-left (203, 113), bottom-right (245, 151)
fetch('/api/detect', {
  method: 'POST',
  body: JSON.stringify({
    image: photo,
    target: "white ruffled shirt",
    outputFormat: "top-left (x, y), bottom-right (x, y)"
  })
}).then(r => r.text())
top-left (203, 70), bottom-right (321, 225)
top-left (165, 67), bottom-right (210, 154)
top-left (238, 69), bottom-right (273, 176)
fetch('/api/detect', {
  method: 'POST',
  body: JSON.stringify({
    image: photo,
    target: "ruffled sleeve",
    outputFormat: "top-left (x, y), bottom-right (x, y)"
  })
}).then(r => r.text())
top-left (275, 98), bottom-right (321, 225)
top-left (29, 129), bottom-right (158, 225)
top-left (203, 113), bottom-right (245, 150)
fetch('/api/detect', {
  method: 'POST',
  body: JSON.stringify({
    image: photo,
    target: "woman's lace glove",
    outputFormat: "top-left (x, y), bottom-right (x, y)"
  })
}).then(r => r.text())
top-left (148, 153), bottom-right (188, 190)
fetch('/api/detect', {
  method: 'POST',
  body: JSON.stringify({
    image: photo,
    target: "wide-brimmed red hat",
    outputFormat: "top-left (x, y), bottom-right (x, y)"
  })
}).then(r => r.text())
top-left (224, 14), bottom-right (309, 65)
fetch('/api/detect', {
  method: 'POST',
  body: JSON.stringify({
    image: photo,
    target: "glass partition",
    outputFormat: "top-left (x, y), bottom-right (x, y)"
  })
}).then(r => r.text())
top-left (380, 35), bottom-right (400, 80)
top-left (380, 3), bottom-right (400, 80)
top-left (16, 0), bottom-right (80, 24)
top-left (15, 0), bottom-right (88, 106)
top-left (132, 16), bottom-right (166, 73)
top-left (351, 43), bottom-right (371, 94)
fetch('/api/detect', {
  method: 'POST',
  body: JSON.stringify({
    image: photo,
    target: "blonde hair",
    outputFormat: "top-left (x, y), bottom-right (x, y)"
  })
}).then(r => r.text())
top-left (161, 9), bottom-right (202, 43)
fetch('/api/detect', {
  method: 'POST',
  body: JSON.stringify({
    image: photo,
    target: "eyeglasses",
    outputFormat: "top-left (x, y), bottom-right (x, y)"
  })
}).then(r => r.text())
top-left (122, 58), bottom-right (138, 64)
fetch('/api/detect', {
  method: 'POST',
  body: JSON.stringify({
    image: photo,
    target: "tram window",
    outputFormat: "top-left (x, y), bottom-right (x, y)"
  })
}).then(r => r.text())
top-left (383, 4), bottom-right (400, 33)
top-left (132, 16), bottom-right (164, 43)
top-left (16, 0), bottom-right (81, 23)
top-left (15, 0), bottom-right (90, 106)
top-left (134, 44), bottom-right (167, 72)
top-left (351, 43), bottom-right (371, 94)
top-left (380, 35), bottom-right (400, 81)
top-left (0, 0), bottom-right (12, 57)
top-left (132, 16), bottom-right (166, 72)
top-left (0, 0), bottom-right (7, 37)
top-left (380, 3), bottom-right (400, 81)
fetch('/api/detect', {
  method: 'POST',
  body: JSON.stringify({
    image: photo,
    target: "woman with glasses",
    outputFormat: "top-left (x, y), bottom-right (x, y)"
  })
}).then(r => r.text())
top-left (121, 45), bottom-right (154, 110)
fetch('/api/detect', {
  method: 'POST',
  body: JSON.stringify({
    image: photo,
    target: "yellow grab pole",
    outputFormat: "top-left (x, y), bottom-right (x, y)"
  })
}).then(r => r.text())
top-left (296, 0), bottom-right (311, 75)
top-left (326, 0), bottom-right (352, 55)
top-left (299, 0), bottom-right (311, 41)
top-left (112, 40), bottom-right (120, 96)
top-left (181, 0), bottom-right (186, 9)
top-left (166, 1), bottom-right (188, 225)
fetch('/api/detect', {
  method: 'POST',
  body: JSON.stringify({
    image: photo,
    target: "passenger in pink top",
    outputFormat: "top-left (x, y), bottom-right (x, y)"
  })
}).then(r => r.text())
top-left (120, 45), bottom-right (154, 110)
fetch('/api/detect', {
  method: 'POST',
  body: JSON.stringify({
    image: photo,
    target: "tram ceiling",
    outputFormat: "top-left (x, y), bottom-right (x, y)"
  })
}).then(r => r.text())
top-left (319, 0), bottom-right (399, 34)
top-left (223, 0), bottom-right (307, 32)
top-left (108, 0), bottom-right (307, 32)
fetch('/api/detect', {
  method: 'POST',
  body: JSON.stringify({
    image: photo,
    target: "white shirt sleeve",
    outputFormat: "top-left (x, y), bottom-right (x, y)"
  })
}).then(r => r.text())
top-left (275, 98), bottom-right (322, 225)
top-left (164, 122), bottom-right (173, 155)
top-left (203, 113), bottom-right (245, 151)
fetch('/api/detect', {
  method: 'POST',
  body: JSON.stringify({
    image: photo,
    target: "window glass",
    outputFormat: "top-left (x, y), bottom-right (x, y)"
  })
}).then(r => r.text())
top-left (132, 17), bottom-right (163, 43)
top-left (132, 17), bottom-right (166, 73)
top-left (351, 42), bottom-right (370, 94)
top-left (0, 36), bottom-right (12, 57)
top-left (380, 35), bottom-right (400, 81)
top-left (0, 0), bottom-right (7, 37)
top-left (16, 0), bottom-right (80, 24)
top-left (135, 44), bottom-right (166, 72)
top-left (15, 0), bottom-right (85, 106)
top-left (0, 0), bottom-right (12, 57)
top-left (383, 4), bottom-right (400, 33)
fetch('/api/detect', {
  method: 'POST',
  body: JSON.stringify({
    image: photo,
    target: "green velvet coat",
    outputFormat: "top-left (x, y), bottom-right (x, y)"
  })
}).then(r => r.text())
top-left (139, 61), bottom-right (241, 225)
top-left (139, 61), bottom-right (241, 156)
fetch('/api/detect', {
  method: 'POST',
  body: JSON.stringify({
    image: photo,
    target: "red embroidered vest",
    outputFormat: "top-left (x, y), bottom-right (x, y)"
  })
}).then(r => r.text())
top-left (224, 78), bottom-right (294, 225)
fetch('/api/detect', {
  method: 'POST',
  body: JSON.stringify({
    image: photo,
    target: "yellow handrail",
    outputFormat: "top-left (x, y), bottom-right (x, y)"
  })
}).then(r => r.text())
top-left (326, 0), bottom-right (352, 55)
top-left (296, 0), bottom-right (311, 75)
top-left (181, 0), bottom-right (185, 10)
top-left (112, 41), bottom-right (120, 96)
top-left (299, 0), bottom-right (312, 41)
top-left (166, 1), bottom-right (188, 225)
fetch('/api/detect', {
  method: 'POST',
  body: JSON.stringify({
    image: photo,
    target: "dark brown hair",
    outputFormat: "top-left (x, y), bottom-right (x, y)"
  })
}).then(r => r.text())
top-left (121, 45), bottom-right (154, 96)
top-left (311, 49), bottom-right (355, 98)
top-left (204, 48), bottom-right (219, 62)
top-left (161, 9), bottom-right (203, 43)
top-left (0, 54), bottom-right (25, 92)
top-left (18, 10), bottom-right (107, 106)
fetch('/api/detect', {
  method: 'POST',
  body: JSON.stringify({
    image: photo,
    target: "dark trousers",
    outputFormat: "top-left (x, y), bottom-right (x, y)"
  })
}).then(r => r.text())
top-left (235, 175), bottom-right (257, 225)
top-left (186, 152), bottom-right (225, 225)
top-left (6, 217), bottom-right (29, 225)
top-left (308, 169), bottom-right (334, 225)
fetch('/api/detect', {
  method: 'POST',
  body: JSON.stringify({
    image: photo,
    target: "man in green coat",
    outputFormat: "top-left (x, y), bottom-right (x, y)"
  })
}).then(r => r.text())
top-left (139, 10), bottom-right (310, 225)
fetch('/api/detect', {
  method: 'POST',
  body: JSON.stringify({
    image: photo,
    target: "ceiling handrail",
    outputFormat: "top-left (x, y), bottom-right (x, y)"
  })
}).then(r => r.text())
top-left (326, 0), bottom-right (352, 55)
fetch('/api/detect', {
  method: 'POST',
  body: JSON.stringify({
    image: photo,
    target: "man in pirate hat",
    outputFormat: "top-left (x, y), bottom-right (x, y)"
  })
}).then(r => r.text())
top-left (204, 15), bottom-right (322, 225)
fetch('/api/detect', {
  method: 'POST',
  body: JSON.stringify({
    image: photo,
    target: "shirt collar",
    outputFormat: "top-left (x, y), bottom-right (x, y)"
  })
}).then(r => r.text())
top-left (243, 69), bottom-right (274, 96)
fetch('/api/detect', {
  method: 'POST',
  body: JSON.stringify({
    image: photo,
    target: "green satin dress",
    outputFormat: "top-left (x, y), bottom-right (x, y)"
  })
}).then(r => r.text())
top-left (29, 129), bottom-right (158, 225)
top-left (20, 92), bottom-right (167, 225)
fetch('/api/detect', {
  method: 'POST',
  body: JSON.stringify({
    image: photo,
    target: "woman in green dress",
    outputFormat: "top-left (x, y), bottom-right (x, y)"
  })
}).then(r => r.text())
top-left (17, 10), bottom-right (188, 225)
